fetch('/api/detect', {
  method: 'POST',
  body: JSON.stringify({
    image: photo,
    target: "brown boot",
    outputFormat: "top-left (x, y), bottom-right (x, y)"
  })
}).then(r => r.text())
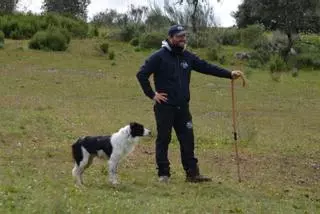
top-left (185, 166), bottom-right (212, 183)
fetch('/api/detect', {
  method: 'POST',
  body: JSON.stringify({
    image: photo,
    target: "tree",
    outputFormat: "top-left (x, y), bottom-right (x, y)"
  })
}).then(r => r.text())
top-left (176, 0), bottom-right (220, 32)
top-left (0, 0), bottom-right (19, 13)
top-left (91, 9), bottom-right (120, 26)
top-left (164, 0), bottom-right (216, 31)
top-left (233, 0), bottom-right (320, 62)
top-left (42, 0), bottom-right (90, 20)
top-left (127, 4), bottom-right (148, 25)
top-left (145, 3), bottom-right (172, 30)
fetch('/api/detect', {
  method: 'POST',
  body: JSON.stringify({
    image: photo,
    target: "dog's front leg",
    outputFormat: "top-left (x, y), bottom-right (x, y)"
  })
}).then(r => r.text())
top-left (108, 154), bottom-right (120, 185)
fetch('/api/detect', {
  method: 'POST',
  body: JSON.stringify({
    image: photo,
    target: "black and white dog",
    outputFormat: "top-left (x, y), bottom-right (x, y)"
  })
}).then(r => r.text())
top-left (71, 122), bottom-right (151, 186)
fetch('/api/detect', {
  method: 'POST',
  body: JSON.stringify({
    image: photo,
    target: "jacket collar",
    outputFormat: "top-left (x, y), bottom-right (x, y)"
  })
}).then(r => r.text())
top-left (161, 40), bottom-right (185, 55)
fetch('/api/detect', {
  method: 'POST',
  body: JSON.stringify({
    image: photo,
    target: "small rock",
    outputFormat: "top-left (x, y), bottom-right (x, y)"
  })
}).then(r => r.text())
top-left (234, 52), bottom-right (251, 60)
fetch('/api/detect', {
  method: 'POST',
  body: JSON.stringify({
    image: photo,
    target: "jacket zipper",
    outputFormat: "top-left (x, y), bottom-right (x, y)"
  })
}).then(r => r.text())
top-left (177, 55), bottom-right (182, 89)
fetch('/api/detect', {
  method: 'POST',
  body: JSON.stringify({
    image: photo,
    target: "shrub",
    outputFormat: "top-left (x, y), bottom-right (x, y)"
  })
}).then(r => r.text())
top-left (250, 49), bottom-right (272, 65)
top-left (119, 25), bottom-right (136, 42)
top-left (241, 24), bottom-right (265, 48)
top-left (0, 13), bottom-right (89, 40)
top-left (0, 30), bottom-right (4, 48)
top-left (269, 55), bottom-right (287, 73)
top-left (248, 59), bottom-right (262, 68)
top-left (99, 42), bottom-right (109, 54)
top-left (248, 35), bottom-right (274, 64)
top-left (88, 25), bottom-right (99, 38)
top-left (217, 28), bottom-right (241, 46)
top-left (140, 32), bottom-right (165, 49)
top-left (291, 34), bottom-right (320, 69)
top-left (188, 31), bottom-right (211, 48)
top-left (29, 30), bottom-right (68, 51)
top-left (108, 50), bottom-right (115, 60)
top-left (134, 47), bottom-right (141, 52)
top-left (206, 47), bottom-right (219, 61)
top-left (295, 53), bottom-right (320, 69)
top-left (10, 29), bottom-right (24, 40)
top-left (130, 37), bottom-right (139, 46)
top-left (269, 54), bottom-right (287, 81)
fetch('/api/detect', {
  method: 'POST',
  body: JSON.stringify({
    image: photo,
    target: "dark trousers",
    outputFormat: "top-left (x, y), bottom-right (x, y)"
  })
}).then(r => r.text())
top-left (154, 103), bottom-right (198, 177)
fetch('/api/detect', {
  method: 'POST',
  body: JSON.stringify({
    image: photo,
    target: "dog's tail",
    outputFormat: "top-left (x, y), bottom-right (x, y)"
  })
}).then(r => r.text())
top-left (72, 137), bottom-right (84, 166)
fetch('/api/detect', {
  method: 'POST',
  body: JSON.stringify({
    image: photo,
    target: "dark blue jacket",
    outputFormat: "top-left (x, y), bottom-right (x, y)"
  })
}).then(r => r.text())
top-left (136, 41), bottom-right (232, 106)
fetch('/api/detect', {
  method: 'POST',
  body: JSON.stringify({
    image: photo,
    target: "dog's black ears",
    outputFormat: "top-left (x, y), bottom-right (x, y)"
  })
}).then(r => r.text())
top-left (129, 122), bottom-right (144, 130)
top-left (129, 122), bottom-right (136, 128)
top-left (130, 122), bottom-right (141, 127)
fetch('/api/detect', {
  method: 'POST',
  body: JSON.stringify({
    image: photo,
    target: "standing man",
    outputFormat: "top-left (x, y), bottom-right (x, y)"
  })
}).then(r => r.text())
top-left (136, 25), bottom-right (244, 183)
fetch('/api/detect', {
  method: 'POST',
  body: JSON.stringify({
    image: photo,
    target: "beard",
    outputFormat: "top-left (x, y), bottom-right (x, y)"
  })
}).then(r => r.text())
top-left (170, 41), bottom-right (186, 54)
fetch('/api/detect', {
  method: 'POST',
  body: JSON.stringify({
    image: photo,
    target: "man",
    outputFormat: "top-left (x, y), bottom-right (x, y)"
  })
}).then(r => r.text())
top-left (136, 25), bottom-right (244, 183)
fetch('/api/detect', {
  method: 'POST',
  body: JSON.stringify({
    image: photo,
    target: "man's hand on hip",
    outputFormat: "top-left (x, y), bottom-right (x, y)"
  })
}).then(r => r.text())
top-left (153, 92), bottom-right (168, 104)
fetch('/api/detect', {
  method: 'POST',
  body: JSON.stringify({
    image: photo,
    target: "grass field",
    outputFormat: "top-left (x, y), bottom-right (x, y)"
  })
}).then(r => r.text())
top-left (0, 39), bottom-right (319, 214)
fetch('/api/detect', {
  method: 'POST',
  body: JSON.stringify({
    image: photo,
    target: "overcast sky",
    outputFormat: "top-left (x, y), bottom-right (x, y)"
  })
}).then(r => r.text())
top-left (17, 0), bottom-right (242, 27)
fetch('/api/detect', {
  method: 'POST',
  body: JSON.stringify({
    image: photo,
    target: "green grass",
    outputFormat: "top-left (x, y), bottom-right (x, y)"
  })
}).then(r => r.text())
top-left (0, 39), bottom-right (319, 214)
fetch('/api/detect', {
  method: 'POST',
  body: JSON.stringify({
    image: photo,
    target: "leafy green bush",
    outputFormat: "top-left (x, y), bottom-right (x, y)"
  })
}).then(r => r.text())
top-left (29, 30), bottom-right (69, 51)
top-left (0, 13), bottom-right (88, 40)
top-left (248, 59), bottom-right (262, 68)
top-left (249, 35), bottom-right (273, 64)
top-left (206, 47), bottom-right (219, 61)
top-left (216, 28), bottom-right (241, 46)
top-left (241, 24), bottom-right (265, 48)
top-left (295, 54), bottom-right (320, 69)
top-left (291, 34), bottom-right (320, 69)
top-left (119, 25), bottom-right (136, 42)
top-left (269, 55), bottom-right (287, 73)
top-left (269, 54), bottom-right (287, 81)
top-left (88, 25), bottom-right (99, 38)
top-left (188, 31), bottom-right (210, 48)
top-left (0, 30), bottom-right (4, 48)
top-left (140, 32), bottom-right (165, 49)
top-left (108, 50), bottom-right (115, 60)
top-left (130, 37), bottom-right (139, 46)
top-left (99, 42), bottom-right (109, 54)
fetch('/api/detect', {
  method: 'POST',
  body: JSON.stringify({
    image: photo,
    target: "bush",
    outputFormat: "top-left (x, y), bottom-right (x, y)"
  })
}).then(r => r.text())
top-left (29, 30), bottom-right (69, 51)
top-left (119, 25), bottom-right (136, 42)
top-left (140, 32), bottom-right (165, 49)
top-left (206, 47), bottom-right (219, 61)
top-left (250, 49), bottom-right (272, 65)
top-left (130, 37), bottom-right (139, 46)
top-left (248, 59), bottom-right (262, 68)
top-left (291, 34), bottom-right (320, 69)
top-left (88, 25), bottom-right (99, 38)
top-left (108, 50), bottom-right (115, 60)
top-left (241, 24), bottom-right (265, 48)
top-left (295, 54), bottom-right (320, 70)
top-left (188, 31), bottom-right (212, 48)
top-left (248, 35), bottom-right (274, 65)
top-left (0, 30), bottom-right (5, 48)
top-left (269, 54), bottom-right (287, 81)
top-left (0, 13), bottom-right (89, 40)
top-left (217, 28), bottom-right (241, 46)
top-left (134, 47), bottom-right (141, 52)
top-left (99, 42), bottom-right (109, 54)
top-left (269, 55), bottom-right (287, 73)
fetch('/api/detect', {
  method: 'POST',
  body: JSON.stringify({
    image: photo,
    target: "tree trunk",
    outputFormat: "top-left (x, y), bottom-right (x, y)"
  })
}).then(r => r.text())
top-left (282, 32), bottom-right (293, 63)
top-left (190, 0), bottom-right (198, 33)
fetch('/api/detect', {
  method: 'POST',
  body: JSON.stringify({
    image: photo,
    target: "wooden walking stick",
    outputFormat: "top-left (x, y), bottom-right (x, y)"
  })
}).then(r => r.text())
top-left (231, 75), bottom-right (246, 182)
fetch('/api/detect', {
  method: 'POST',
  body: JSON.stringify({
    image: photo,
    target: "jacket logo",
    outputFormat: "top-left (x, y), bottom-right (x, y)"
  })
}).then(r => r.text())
top-left (186, 121), bottom-right (193, 129)
top-left (180, 61), bottom-right (189, 69)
